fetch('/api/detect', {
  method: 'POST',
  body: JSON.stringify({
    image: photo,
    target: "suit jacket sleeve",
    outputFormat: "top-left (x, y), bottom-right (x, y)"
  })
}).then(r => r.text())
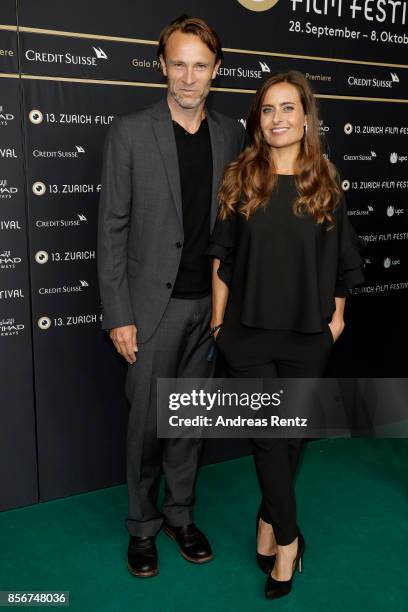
top-left (97, 117), bottom-right (135, 330)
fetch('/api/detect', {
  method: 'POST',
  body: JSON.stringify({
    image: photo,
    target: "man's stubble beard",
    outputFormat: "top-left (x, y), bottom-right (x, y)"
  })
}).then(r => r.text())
top-left (169, 84), bottom-right (211, 110)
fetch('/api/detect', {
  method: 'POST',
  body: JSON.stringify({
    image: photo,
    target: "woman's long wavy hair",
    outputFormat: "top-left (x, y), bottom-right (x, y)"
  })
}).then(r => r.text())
top-left (218, 70), bottom-right (341, 227)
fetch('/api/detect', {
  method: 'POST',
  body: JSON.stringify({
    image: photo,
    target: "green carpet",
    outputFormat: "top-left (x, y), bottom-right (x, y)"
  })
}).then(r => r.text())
top-left (0, 439), bottom-right (407, 611)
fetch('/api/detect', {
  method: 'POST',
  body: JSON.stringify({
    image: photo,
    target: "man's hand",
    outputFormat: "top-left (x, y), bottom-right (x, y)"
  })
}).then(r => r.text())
top-left (109, 324), bottom-right (138, 364)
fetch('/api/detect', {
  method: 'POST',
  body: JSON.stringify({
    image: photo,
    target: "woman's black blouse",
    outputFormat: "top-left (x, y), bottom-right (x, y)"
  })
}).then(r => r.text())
top-left (207, 175), bottom-right (364, 333)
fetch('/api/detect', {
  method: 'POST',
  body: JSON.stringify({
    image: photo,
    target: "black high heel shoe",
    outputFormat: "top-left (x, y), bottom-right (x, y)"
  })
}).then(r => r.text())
top-left (256, 511), bottom-right (276, 574)
top-left (265, 532), bottom-right (305, 600)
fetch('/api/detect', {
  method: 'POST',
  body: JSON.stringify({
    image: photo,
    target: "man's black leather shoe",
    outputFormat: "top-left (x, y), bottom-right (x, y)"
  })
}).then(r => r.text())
top-left (127, 535), bottom-right (158, 577)
top-left (164, 523), bottom-right (213, 563)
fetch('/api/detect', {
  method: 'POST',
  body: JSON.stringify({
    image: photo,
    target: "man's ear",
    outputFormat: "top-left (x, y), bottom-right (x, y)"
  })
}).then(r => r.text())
top-left (159, 54), bottom-right (167, 77)
top-left (211, 59), bottom-right (221, 80)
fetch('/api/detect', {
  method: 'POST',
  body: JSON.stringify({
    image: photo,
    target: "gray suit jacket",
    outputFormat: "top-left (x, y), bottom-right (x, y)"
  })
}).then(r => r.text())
top-left (97, 97), bottom-right (246, 343)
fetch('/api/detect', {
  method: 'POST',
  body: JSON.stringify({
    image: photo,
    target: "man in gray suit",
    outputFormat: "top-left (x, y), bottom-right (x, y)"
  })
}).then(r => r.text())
top-left (97, 15), bottom-right (245, 577)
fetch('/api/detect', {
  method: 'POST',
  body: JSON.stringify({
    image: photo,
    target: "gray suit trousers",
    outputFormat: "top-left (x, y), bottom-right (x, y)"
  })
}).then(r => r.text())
top-left (125, 295), bottom-right (214, 537)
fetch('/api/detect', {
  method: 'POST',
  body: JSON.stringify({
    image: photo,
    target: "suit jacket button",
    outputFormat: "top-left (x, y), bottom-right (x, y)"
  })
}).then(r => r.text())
top-left (176, 241), bottom-right (182, 248)
top-left (166, 282), bottom-right (172, 289)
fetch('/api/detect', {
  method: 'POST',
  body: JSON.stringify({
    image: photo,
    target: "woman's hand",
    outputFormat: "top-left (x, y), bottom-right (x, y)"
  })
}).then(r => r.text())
top-left (210, 320), bottom-right (223, 340)
top-left (328, 318), bottom-right (345, 343)
top-left (211, 258), bottom-right (229, 341)
top-left (329, 296), bottom-right (346, 342)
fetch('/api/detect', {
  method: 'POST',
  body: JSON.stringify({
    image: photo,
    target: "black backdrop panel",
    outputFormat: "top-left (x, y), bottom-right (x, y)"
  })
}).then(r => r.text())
top-left (0, 35), bottom-right (17, 75)
top-left (0, 71), bottom-right (38, 510)
top-left (1, 0), bottom-right (16, 25)
top-left (213, 91), bottom-right (408, 377)
top-left (17, 31), bottom-right (408, 100)
top-left (21, 79), bottom-right (253, 499)
top-left (0, 1), bottom-right (17, 74)
top-left (22, 80), bottom-right (162, 500)
top-left (16, 0), bottom-right (408, 63)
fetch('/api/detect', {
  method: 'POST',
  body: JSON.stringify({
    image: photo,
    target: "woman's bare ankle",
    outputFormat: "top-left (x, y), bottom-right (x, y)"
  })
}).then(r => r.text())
top-left (257, 517), bottom-right (277, 555)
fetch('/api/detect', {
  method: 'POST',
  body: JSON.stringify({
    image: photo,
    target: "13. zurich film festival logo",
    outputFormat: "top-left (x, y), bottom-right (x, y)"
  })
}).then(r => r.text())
top-left (237, 0), bottom-right (280, 10)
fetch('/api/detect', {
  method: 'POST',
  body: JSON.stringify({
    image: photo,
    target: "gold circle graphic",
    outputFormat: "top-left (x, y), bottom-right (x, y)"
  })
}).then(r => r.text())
top-left (237, 0), bottom-right (280, 11)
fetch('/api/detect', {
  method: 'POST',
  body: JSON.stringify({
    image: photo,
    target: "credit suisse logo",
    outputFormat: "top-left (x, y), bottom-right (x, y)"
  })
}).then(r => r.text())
top-left (25, 46), bottom-right (109, 67)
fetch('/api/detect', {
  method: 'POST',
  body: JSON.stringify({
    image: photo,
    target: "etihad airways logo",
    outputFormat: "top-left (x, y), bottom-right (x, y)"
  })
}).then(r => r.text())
top-left (25, 46), bottom-right (109, 67)
top-left (319, 120), bottom-right (330, 135)
top-left (0, 106), bottom-right (15, 126)
top-left (237, 0), bottom-right (280, 11)
top-left (347, 72), bottom-right (400, 89)
top-left (0, 317), bottom-right (25, 337)
top-left (0, 250), bottom-right (22, 269)
top-left (0, 179), bottom-right (18, 199)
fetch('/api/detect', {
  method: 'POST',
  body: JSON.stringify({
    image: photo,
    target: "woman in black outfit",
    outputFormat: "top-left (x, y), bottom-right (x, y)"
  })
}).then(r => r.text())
top-left (207, 71), bottom-right (364, 600)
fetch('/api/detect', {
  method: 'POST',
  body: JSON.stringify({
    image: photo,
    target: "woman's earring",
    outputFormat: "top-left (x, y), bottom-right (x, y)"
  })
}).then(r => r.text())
top-left (304, 123), bottom-right (308, 134)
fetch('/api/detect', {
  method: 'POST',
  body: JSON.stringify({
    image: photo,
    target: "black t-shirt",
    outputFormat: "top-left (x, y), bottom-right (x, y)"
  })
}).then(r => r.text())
top-left (207, 174), bottom-right (364, 333)
top-left (172, 118), bottom-right (213, 299)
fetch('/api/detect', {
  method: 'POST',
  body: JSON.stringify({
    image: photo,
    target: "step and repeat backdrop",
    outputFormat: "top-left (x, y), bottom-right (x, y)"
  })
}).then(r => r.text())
top-left (0, 0), bottom-right (407, 510)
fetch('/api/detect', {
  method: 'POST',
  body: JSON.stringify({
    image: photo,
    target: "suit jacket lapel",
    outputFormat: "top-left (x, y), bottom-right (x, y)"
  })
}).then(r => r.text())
top-left (150, 98), bottom-right (225, 233)
top-left (151, 99), bottom-right (183, 228)
top-left (207, 109), bottom-right (225, 232)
